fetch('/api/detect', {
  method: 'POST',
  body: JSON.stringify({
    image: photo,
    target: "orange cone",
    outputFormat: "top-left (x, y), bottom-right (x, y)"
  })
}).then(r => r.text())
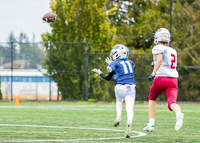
top-left (15, 95), bottom-right (19, 106)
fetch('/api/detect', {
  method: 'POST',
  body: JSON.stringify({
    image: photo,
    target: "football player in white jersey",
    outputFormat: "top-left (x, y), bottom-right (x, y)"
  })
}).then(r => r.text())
top-left (143, 28), bottom-right (184, 132)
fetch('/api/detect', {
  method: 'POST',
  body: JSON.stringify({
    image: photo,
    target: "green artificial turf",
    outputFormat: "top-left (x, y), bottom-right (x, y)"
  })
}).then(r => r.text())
top-left (0, 102), bottom-right (199, 142)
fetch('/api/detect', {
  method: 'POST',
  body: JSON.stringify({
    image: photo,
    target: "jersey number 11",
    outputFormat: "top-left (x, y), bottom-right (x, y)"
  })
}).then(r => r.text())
top-left (120, 61), bottom-right (133, 74)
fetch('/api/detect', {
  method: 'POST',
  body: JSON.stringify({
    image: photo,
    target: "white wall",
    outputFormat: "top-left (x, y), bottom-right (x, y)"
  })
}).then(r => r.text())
top-left (0, 69), bottom-right (59, 100)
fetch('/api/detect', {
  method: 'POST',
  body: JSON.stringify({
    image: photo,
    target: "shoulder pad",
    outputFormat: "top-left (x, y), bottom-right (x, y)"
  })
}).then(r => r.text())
top-left (152, 45), bottom-right (165, 55)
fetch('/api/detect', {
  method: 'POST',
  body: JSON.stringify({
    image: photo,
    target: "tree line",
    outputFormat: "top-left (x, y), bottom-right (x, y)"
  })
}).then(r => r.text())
top-left (42, 0), bottom-right (200, 101)
top-left (0, 32), bottom-right (44, 69)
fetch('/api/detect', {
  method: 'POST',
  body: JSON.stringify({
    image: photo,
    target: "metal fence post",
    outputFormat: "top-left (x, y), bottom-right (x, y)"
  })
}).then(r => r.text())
top-left (11, 42), bottom-right (13, 101)
top-left (85, 41), bottom-right (89, 101)
top-left (48, 41), bottom-right (52, 101)
top-left (170, 0), bottom-right (172, 47)
top-left (36, 73), bottom-right (38, 100)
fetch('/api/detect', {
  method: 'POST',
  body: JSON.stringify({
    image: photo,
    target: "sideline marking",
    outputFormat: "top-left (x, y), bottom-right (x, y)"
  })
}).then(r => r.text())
top-left (0, 124), bottom-right (147, 142)
top-left (0, 106), bottom-right (199, 112)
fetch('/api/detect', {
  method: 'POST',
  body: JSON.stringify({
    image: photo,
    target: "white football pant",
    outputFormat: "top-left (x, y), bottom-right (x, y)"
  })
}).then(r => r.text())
top-left (115, 84), bottom-right (136, 123)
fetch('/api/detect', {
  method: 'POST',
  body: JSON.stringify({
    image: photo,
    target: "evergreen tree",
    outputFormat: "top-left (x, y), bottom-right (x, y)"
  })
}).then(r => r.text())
top-left (18, 32), bottom-right (44, 69)
top-left (171, 0), bottom-right (200, 101)
top-left (0, 32), bottom-right (18, 63)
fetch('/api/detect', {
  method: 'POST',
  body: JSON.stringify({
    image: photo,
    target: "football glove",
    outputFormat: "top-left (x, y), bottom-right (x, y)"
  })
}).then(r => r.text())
top-left (151, 62), bottom-right (154, 68)
top-left (148, 73), bottom-right (155, 83)
top-left (105, 57), bottom-right (112, 64)
top-left (92, 68), bottom-right (102, 75)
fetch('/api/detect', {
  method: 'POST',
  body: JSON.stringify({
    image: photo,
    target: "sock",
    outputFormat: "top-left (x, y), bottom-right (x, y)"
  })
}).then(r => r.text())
top-left (176, 111), bottom-right (181, 119)
top-left (149, 118), bottom-right (155, 126)
top-left (125, 96), bottom-right (134, 123)
top-left (116, 101), bottom-right (122, 117)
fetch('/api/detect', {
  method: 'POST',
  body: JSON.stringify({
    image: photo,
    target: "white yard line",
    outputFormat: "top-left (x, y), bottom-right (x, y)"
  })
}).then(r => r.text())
top-left (0, 106), bottom-right (199, 112)
top-left (0, 124), bottom-right (147, 142)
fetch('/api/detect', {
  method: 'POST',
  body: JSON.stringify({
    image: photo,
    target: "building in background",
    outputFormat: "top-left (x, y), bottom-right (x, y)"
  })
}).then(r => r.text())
top-left (0, 69), bottom-right (59, 100)
top-left (1, 60), bottom-right (27, 69)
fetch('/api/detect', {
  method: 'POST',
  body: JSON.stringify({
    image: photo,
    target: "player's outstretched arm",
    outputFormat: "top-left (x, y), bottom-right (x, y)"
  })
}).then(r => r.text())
top-left (92, 68), bottom-right (102, 75)
top-left (100, 72), bottom-right (114, 81)
top-left (92, 68), bottom-right (113, 81)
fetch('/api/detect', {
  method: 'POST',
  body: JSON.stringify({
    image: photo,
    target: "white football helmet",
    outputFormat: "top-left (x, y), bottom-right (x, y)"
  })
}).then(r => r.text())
top-left (110, 44), bottom-right (129, 60)
top-left (154, 28), bottom-right (170, 45)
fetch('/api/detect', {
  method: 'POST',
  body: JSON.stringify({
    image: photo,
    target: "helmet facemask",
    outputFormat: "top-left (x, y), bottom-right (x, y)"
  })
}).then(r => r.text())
top-left (110, 44), bottom-right (129, 61)
top-left (154, 28), bottom-right (170, 45)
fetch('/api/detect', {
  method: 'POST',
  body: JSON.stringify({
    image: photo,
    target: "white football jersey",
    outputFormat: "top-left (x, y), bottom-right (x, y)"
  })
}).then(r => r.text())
top-left (152, 45), bottom-right (179, 78)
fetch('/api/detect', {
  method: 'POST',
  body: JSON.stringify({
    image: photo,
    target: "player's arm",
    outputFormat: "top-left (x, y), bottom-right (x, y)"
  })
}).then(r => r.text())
top-left (100, 72), bottom-right (114, 81)
top-left (148, 53), bottom-right (163, 82)
top-left (92, 68), bottom-right (114, 81)
top-left (92, 58), bottom-right (115, 81)
top-left (152, 53), bottom-right (163, 74)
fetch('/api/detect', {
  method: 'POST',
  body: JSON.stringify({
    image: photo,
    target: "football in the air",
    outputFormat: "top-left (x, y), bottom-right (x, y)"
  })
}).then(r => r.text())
top-left (42, 13), bottom-right (58, 23)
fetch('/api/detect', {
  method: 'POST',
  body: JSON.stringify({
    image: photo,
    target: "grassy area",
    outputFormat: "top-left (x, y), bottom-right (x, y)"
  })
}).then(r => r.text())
top-left (0, 102), bottom-right (200, 142)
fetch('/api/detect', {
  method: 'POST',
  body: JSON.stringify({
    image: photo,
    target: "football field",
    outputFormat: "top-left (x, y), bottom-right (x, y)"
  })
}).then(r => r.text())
top-left (0, 102), bottom-right (199, 142)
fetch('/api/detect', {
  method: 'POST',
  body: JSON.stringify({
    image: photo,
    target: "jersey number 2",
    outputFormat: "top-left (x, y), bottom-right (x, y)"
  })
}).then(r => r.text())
top-left (171, 54), bottom-right (175, 69)
top-left (120, 61), bottom-right (133, 74)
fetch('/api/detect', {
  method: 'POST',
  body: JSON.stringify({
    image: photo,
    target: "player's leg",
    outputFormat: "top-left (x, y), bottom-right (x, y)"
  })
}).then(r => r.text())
top-left (170, 103), bottom-right (180, 113)
top-left (124, 95), bottom-right (134, 138)
top-left (124, 87), bottom-right (136, 123)
top-left (148, 100), bottom-right (156, 125)
top-left (113, 85), bottom-right (124, 127)
top-left (124, 86), bottom-right (136, 138)
top-left (171, 103), bottom-right (184, 131)
top-left (113, 100), bottom-right (123, 127)
top-left (143, 100), bottom-right (156, 132)
top-left (166, 79), bottom-right (184, 131)
top-left (143, 77), bottom-right (163, 132)
top-left (125, 96), bottom-right (135, 123)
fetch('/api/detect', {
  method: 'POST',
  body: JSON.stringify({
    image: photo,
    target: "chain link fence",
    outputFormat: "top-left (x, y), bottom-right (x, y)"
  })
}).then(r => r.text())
top-left (89, 53), bottom-right (200, 102)
top-left (0, 42), bottom-right (89, 101)
top-left (0, 42), bottom-right (53, 101)
top-left (0, 42), bottom-right (200, 101)
top-left (1, 0), bottom-right (200, 102)
top-left (0, 41), bottom-right (199, 102)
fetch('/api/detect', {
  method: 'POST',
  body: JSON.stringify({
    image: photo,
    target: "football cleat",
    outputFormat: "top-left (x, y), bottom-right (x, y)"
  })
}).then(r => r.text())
top-left (143, 123), bottom-right (154, 132)
top-left (175, 113), bottom-right (184, 131)
top-left (113, 116), bottom-right (121, 127)
top-left (125, 121), bottom-right (132, 138)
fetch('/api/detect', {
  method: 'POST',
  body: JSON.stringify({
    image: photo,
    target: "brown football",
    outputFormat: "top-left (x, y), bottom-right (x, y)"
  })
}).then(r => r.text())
top-left (42, 13), bottom-right (58, 23)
